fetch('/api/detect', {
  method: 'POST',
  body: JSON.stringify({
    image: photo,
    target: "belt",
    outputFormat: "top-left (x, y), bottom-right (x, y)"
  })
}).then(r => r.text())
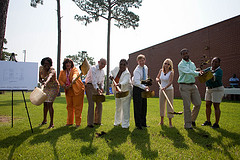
top-left (207, 86), bottom-right (222, 89)
top-left (179, 83), bottom-right (195, 85)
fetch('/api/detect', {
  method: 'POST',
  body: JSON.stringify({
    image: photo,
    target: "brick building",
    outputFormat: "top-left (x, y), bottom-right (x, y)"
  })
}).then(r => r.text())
top-left (128, 15), bottom-right (240, 98)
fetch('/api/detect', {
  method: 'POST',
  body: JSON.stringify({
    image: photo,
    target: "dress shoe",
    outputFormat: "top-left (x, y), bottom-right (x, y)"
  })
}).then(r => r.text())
top-left (87, 125), bottom-right (94, 128)
top-left (202, 121), bottom-right (211, 126)
top-left (76, 125), bottom-right (80, 128)
top-left (192, 122), bottom-right (196, 127)
top-left (94, 123), bottom-right (102, 125)
top-left (185, 127), bottom-right (193, 130)
top-left (136, 126), bottom-right (143, 130)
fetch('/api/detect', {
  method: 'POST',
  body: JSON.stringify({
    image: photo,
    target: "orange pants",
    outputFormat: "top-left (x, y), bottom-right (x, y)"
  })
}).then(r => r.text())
top-left (65, 93), bottom-right (84, 125)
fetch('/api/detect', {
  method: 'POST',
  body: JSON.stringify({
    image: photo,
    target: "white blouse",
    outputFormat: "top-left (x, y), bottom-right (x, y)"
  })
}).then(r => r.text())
top-left (160, 71), bottom-right (173, 90)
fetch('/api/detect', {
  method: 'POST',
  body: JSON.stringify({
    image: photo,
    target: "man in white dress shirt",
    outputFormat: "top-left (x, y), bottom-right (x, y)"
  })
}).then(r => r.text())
top-left (85, 58), bottom-right (106, 128)
top-left (132, 54), bottom-right (149, 130)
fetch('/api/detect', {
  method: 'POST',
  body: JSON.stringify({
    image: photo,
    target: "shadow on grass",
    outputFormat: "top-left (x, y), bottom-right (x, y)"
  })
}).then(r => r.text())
top-left (187, 127), bottom-right (240, 160)
top-left (30, 126), bottom-right (76, 160)
top-left (186, 127), bottom-right (213, 149)
top-left (130, 128), bottom-right (158, 159)
top-left (215, 128), bottom-right (240, 160)
top-left (104, 126), bottom-right (131, 159)
top-left (0, 126), bottom-right (44, 160)
top-left (70, 126), bottom-right (99, 156)
top-left (160, 125), bottom-right (189, 149)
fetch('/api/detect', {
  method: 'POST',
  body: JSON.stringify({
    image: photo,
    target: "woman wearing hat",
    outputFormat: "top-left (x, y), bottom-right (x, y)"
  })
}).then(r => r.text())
top-left (39, 57), bottom-right (60, 129)
top-left (58, 58), bottom-right (85, 128)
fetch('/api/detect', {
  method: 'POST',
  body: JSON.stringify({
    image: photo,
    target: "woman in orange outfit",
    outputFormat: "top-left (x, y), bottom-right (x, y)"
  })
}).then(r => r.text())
top-left (58, 58), bottom-right (85, 128)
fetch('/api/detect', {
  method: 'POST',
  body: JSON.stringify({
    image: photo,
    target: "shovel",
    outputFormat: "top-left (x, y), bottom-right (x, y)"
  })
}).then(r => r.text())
top-left (157, 82), bottom-right (183, 115)
top-left (141, 89), bottom-right (155, 98)
top-left (112, 79), bottom-right (129, 98)
top-left (92, 94), bottom-right (105, 103)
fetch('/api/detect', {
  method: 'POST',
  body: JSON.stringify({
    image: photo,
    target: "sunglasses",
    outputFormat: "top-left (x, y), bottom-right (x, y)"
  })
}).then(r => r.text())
top-left (164, 63), bottom-right (170, 65)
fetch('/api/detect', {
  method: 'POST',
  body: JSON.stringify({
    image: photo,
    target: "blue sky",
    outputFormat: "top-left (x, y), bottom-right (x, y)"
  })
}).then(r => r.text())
top-left (5, 0), bottom-right (240, 70)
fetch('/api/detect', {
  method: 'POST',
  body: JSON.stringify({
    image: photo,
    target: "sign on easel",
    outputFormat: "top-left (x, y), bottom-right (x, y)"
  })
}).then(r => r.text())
top-left (0, 61), bottom-right (38, 133)
top-left (0, 61), bottom-right (38, 91)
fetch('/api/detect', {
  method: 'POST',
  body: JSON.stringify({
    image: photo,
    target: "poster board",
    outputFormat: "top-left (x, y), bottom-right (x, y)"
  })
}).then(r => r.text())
top-left (0, 61), bottom-right (38, 91)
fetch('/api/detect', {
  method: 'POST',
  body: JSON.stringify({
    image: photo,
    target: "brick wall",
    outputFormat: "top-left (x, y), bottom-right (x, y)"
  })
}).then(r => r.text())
top-left (128, 15), bottom-right (240, 98)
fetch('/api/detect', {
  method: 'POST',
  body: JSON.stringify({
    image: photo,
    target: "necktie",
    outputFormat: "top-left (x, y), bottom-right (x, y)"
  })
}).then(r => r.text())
top-left (143, 67), bottom-right (146, 80)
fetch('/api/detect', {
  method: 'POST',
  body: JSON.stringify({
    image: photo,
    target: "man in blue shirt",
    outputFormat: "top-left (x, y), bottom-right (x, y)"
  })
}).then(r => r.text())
top-left (202, 57), bottom-right (224, 129)
top-left (178, 48), bottom-right (202, 129)
top-left (229, 74), bottom-right (239, 88)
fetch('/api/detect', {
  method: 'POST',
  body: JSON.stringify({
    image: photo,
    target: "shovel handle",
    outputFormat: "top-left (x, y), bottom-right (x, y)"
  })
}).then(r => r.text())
top-left (112, 79), bottom-right (122, 92)
top-left (69, 73), bottom-right (82, 88)
top-left (157, 82), bottom-right (174, 111)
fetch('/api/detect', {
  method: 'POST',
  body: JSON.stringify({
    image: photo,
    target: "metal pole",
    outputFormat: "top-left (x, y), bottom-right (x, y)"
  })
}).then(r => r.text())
top-left (23, 50), bottom-right (26, 62)
top-left (22, 91), bottom-right (33, 133)
top-left (12, 90), bottom-right (13, 127)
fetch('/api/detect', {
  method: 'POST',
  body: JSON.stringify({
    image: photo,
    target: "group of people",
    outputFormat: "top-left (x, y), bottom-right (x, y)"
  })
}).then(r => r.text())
top-left (38, 47), bottom-right (224, 130)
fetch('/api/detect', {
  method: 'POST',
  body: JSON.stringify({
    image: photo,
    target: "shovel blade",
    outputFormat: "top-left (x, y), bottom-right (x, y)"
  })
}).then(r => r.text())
top-left (115, 91), bottom-right (129, 98)
top-left (92, 95), bottom-right (105, 102)
top-left (141, 91), bottom-right (155, 98)
top-left (168, 111), bottom-right (183, 115)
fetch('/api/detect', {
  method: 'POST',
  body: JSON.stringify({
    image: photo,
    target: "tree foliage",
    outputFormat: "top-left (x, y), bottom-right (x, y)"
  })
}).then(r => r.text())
top-left (30, 0), bottom-right (43, 8)
top-left (66, 51), bottom-right (95, 80)
top-left (66, 51), bottom-right (95, 67)
top-left (2, 39), bottom-right (18, 61)
top-left (73, 0), bottom-right (142, 94)
top-left (73, 0), bottom-right (142, 29)
top-left (0, 0), bottom-right (10, 60)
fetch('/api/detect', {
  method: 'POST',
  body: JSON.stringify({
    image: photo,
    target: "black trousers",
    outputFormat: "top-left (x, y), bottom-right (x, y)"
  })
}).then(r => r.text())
top-left (133, 86), bottom-right (147, 127)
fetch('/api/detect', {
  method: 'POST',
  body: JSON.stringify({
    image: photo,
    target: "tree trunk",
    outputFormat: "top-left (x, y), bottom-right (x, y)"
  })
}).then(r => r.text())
top-left (106, 0), bottom-right (111, 95)
top-left (0, 0), bottom-right (9, 60)
top-left (56, 0), bottom-right (61, 79)
top-left (56, 0), bottom-right (61, 96)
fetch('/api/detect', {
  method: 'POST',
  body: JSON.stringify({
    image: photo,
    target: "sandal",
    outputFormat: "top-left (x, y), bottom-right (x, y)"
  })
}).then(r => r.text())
top-left (48, 125), bottom-right (54, 129)
top-left (40, 121), bottom-right (47, 126)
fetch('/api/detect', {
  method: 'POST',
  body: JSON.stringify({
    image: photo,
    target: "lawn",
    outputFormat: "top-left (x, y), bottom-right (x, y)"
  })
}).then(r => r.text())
top-left (0, 91), bottom-right (240, 160)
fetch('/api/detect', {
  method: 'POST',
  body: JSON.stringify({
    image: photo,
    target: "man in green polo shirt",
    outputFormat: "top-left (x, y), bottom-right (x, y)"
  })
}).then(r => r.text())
top-left (178, 48), bottom-right (202, 129)
top-left (201, 57), bottom-right (224, 129)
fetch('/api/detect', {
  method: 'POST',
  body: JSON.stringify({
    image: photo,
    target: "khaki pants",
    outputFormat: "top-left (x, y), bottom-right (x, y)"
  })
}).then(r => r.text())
top-left (179, 84), bottom-right (201, 128)
top-left (159, 88), bottom-right (174, 118)
top-left (86, 83), bottom-right (103, 126)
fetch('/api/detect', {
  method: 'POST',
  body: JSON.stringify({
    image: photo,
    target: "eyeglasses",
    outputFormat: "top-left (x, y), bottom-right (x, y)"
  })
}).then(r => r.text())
top-left (164, 63), bottom-right (170, 65)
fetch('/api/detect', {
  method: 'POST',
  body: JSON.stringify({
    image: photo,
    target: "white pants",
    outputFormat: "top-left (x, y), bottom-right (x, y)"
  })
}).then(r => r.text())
top-left (114, 93), bottom-right (131, 128)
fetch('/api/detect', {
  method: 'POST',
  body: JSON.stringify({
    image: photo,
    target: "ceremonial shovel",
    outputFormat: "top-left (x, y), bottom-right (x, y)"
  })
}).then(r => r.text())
top-left (157, 82), bottom-right (183, 115)
top-left (141, 78), bottom-right (155, 98)
top-left (92, 94), bottom-right (105, 103)
top-left (141, 89), bottom-right (155, 98)
top-left (112, 79), bottom-right (129, 98)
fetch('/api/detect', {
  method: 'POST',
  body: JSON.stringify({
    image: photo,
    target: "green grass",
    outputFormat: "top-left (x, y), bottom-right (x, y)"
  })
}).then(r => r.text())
top-left (0, 91), bottom-right (240, 160)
